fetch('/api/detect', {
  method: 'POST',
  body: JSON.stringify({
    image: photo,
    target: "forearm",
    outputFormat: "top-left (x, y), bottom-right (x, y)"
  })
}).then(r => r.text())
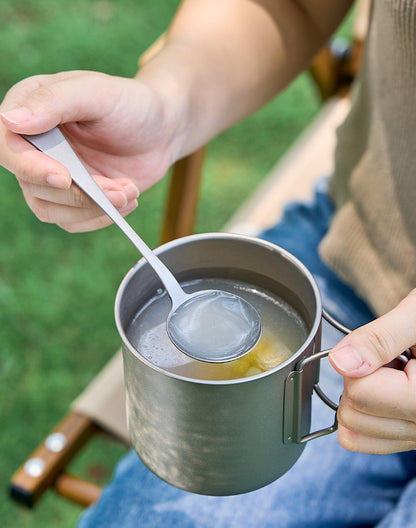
top-left (136, 0), bottom-right (353, 160)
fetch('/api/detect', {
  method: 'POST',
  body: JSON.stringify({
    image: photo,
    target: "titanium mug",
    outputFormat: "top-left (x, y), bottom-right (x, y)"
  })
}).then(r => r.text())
top-left (115, 233), bottom-right (342, 496)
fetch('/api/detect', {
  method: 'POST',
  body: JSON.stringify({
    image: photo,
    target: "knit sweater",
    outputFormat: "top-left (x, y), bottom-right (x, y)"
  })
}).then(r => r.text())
top-left (319, 0), bottom-right (416, 316)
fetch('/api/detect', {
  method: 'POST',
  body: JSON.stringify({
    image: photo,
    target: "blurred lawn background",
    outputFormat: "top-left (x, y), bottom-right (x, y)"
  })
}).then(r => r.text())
top-left (0, 1), bottom-right (354, 527)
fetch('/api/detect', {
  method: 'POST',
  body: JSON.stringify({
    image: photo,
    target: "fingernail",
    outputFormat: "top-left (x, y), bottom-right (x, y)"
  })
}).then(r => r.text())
top-left (1, 107), bottom-right (34, 125)
top-left (105, 190), bottom-right (127, 208)
top-left (330, 345), bottom-right (364, 374)
top-left (119, 199), bottom-right (138, 214)
top-left (123, 183), bottom-right (140, 199)
top-left (46, 173), bottom-right (71, 189)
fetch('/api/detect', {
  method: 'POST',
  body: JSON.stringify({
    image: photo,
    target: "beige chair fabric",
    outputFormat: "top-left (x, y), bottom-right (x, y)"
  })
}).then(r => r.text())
top-left (71, 351), bottom-right (130, 444)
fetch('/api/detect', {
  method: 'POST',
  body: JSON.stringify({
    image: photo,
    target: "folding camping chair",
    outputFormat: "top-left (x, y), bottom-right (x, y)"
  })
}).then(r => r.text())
top-left (9, 0), bottom-right (370, 509)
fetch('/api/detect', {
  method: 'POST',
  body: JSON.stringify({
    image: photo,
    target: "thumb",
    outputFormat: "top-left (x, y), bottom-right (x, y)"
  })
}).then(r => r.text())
top-left (329, 289), bottom-right (416, 378)
top-left (0, 71), bottom-right (113, 134)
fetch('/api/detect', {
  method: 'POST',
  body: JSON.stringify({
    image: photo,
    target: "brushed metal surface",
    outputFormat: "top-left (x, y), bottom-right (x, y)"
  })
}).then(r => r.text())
top-left (115, 233), bottom-right (322, 495)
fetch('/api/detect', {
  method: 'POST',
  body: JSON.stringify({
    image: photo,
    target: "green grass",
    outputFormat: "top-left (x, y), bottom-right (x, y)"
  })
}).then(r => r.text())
top-left (0, 2), bottom-right (353, 527)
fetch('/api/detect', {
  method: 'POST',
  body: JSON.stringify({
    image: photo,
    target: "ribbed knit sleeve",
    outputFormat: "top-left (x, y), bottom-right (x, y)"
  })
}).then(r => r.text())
top-left (319, 0), bottom-right (416, 315)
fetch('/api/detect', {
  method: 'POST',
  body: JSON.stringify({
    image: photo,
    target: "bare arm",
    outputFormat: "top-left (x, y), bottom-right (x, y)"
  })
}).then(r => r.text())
top-left (137, 0), bottom-right (354, 159)
top-left (0, 0), bottom-right (352, 232)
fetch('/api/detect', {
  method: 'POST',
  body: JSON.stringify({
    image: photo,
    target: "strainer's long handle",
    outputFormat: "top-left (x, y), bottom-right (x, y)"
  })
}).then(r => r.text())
top-left (22, 127), bottom-right (187, 305)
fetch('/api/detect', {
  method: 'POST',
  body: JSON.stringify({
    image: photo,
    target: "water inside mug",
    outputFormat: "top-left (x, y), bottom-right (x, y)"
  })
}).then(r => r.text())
top-left (126, 277), bottom-right (308, 380)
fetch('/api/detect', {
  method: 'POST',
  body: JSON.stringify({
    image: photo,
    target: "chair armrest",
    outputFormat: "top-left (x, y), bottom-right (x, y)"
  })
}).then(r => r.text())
top-left (10, 412), bottom-right (97, 507)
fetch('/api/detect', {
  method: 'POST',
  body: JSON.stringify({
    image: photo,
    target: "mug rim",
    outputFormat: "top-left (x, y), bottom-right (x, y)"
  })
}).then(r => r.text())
top-left (114, 232), bottom-right (322, 386)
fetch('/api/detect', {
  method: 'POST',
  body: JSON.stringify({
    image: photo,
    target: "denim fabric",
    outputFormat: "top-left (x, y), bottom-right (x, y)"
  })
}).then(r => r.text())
top-left (78, 181), bottom-right (416, 528)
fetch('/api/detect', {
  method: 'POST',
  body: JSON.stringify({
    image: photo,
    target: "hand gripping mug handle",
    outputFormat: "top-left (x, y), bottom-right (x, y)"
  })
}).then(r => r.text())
top-left (283, 310), bottom-right (412, 444)
top-left (283, 310), bottom-right (348, 444)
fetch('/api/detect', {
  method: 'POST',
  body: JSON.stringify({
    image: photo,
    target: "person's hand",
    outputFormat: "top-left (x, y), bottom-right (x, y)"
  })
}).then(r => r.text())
top-left (0, 71), bottom-right (184, 232)
top-left (329, 289), bottom-right (416, 454)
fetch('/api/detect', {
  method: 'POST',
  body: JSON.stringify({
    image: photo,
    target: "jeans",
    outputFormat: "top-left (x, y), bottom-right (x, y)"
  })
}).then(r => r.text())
top-left (78, 180), bottom-right (416, 528)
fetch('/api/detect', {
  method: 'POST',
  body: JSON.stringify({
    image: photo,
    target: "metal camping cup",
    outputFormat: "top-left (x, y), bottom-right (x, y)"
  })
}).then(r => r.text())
top-left (115, 233), bottom-right (341, 496)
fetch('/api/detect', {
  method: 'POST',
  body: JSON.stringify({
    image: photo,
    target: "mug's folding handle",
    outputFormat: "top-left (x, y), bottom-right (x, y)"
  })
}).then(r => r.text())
top-left (283, 309), bottom-right (350, 443)
top-left (283, 310), bottom-right (412, 445)
top-left (283, 349), bottom-right (338, 444)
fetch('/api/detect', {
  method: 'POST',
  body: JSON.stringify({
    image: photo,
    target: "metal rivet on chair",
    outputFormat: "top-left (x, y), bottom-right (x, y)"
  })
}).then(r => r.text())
top-left (24, 458), bottom-right (46, 478)
top-left (45, 432), bottom-right (67, 453)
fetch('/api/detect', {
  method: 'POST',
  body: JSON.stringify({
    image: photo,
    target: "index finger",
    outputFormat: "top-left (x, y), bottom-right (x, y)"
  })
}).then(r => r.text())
top-left (342, 359), bottom-right (416, 421)
top-left (1, 125), bottom-right (71, 188)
